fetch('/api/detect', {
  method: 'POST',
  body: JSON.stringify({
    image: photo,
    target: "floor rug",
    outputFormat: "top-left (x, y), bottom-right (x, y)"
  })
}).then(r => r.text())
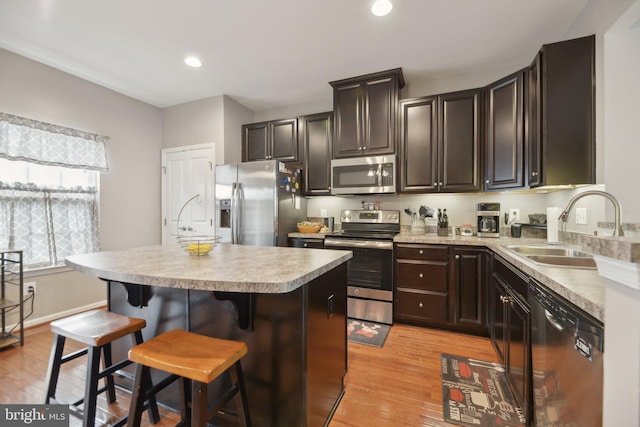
top-left (441, 353), bottom-right (526, 427)
top-left (347, 318), bottom-right (390, 348)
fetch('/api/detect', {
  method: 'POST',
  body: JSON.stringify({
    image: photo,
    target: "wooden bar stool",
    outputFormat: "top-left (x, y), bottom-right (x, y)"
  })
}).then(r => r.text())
top-left (45, 309), bottom-right (160, 427)
top-left (127, 329), bottom-right (251, 427)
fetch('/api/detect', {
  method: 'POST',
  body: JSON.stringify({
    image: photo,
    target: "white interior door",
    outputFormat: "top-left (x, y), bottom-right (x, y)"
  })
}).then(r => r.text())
top-left (161, 144), bottom-right (215, 244)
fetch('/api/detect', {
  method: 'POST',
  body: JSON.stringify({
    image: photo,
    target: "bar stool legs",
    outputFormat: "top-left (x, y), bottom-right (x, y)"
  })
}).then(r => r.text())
top-left (44, 310), bottom-right (160, 427)
top-left (127, 329), bottom-right (251, 427)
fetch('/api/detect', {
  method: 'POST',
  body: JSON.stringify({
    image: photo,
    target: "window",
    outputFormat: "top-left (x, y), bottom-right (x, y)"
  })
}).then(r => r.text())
top-left (0, 113), bottom-right (108, 270)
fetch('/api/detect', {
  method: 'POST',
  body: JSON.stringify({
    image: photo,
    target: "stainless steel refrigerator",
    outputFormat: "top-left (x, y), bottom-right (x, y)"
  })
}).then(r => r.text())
top-left (215, 160), bottom-right (306, 247)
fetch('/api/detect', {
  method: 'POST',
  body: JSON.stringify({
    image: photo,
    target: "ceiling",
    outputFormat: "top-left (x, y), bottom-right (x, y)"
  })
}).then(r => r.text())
top-left (0, 0), bottom-right (590, 111)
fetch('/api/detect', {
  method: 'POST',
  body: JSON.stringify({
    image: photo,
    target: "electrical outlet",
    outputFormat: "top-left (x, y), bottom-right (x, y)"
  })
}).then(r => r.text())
top-left (509, 209), bottom-right (520, 222)
top-left (320, 209), bottom-right (327, 217)
top-left (575, 207), bottom-right (588, 224)
top-left (24, 281), bottom-right (36, 296)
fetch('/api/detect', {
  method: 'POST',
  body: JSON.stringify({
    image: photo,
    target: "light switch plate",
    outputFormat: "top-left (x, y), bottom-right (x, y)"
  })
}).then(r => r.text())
top-left (576, 207), bottom-right (587, 224)
top-left (320, 209), bottom-right (327, 217)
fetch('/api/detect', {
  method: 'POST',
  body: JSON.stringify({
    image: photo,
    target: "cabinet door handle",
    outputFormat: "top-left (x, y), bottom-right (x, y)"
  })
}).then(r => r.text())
top-left (532, 172), bottom-right (538, 177)
top-left (419, 273), bottom-right (424, 278)
top-left (419, 302), bottom-right (424, 308)
top-left (433, 183), bottom-right (438, 188)
top-left (303, 243), bottom-right (309, 248)
top-left (500, 295), bottom-right (513, 304)
top-left (439, 182), bottom-right (443, 186)
top-left (455, 254), bottom-right (460, 260)
top-left (485, 179), bottom-right (490, 184)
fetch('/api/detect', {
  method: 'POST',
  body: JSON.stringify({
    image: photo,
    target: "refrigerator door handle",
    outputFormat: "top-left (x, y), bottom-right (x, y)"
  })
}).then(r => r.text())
top-left (236, 182), bottom-right (243, 243)
top-left (231, 182), bottom-right (238, 244)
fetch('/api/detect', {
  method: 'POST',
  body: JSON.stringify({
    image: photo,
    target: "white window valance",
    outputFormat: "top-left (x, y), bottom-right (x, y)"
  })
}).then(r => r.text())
top-left (0, 112), bottom-right (109, 171)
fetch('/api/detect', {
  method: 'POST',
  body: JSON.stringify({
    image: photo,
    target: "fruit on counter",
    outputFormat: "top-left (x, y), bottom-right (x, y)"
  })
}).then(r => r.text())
top-left (187, 243), bottom-right (212, 254)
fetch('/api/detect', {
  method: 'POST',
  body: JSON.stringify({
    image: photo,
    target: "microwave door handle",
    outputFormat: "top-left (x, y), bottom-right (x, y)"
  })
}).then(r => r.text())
top-left (377, 163), bottom-right (383, 187)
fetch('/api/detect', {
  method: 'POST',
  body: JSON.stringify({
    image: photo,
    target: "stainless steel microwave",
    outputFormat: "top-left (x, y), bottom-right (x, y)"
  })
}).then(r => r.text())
top-left (331, 155), bottom-right (396, 195)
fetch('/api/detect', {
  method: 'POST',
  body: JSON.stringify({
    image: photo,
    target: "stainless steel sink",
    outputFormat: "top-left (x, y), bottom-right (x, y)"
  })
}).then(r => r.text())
top-left (526, 255), bottom-right (597, 269)
top-left (506, 245), bottom-right (591, 257)
top-left (505, 245), bottom-right (597, 269)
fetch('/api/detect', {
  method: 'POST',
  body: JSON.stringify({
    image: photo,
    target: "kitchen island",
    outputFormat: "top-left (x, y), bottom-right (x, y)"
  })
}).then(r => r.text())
top-left (66, 243), bottom-right (352, 427)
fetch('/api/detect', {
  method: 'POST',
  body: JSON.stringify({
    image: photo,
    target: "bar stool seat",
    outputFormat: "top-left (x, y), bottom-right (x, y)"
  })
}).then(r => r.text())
top-left (127, 329), bottom-right (251, 427)
top-left (45, 309), bottom-right (159, 427)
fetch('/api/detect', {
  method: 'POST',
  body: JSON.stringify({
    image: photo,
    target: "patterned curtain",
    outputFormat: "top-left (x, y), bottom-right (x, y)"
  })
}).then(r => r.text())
top-left (0, 112), bottom-right (108, 171)
top-left (0, 185), bottom-right (100, 268)
top-left (0, 113), bottom-right (107, 269)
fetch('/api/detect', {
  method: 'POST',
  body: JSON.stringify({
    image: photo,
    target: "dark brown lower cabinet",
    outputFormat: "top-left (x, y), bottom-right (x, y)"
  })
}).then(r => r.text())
top-left (394, 244), bottom-right (488, 336)
top-left (490, 255), bottom-right (531, 425)
top-left (451, 247), bottom-right (491, 334)
top-left (395, 244), bottom-right (449, 326)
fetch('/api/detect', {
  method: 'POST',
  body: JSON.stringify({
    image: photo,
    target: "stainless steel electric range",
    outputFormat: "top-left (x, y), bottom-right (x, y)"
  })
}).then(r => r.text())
top-left (324, 210), bottom-right (400, 325)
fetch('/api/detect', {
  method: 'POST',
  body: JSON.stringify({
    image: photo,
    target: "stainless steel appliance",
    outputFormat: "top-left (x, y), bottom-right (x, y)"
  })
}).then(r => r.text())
top-left (324, 210), bottom-right (400, 324)
top-left (529, 279), bottom-right (604, 427)
top-left (477, 202), bottom-right (500, 238)
top-left (330, 155), bottom-right (396, 195)
top-left (215, 160), bottom-right (306, 247)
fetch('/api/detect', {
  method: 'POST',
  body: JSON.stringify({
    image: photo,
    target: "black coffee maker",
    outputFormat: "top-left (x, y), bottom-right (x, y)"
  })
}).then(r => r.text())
top-left (477, 202), bottom-right (500, 238)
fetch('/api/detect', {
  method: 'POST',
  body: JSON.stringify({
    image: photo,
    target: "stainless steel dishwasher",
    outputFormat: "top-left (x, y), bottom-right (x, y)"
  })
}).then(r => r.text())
top-left (529, 279), bottom-right (604, 427)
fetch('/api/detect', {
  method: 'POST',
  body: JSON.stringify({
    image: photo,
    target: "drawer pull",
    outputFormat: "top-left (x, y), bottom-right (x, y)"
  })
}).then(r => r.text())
top-left (419, 249), bottom-right (424, 255)
top-left (419, 302), bottom-right (424, 308)
top-left (419, 273), bottom-right (424, 278)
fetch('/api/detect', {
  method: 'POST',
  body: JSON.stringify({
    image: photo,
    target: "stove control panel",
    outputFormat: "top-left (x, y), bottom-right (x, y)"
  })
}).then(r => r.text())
top-left (341, 210), bottom-right (400, 224)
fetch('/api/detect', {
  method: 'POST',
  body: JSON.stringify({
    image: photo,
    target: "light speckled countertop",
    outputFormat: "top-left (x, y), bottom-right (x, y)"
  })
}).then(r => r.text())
top-left (289, 231), bottom-right (605, 322)
top-left (66, 243), bottom-right (352, 294)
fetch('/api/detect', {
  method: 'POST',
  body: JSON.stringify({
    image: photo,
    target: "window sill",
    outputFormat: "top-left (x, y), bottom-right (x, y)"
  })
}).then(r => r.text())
top-left (24, 265), bottom-right (73, 278)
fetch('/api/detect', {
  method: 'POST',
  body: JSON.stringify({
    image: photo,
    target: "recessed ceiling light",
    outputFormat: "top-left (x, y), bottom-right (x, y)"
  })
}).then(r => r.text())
top-left (184, 56), bottom-right (202, 68)
top-left (371, 0), bottom-right (393, 16)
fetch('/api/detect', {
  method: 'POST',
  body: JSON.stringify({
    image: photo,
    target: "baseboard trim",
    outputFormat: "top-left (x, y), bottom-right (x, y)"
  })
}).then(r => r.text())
top-left (17, 300), bottom-right (108, 330)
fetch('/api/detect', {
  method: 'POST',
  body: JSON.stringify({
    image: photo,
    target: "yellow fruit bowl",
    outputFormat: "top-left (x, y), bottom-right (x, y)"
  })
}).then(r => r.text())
top-left (177, 236), bottom-right (221, 256)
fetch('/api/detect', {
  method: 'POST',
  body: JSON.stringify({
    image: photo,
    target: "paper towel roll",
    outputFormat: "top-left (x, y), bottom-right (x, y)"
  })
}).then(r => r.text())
top-left (547, 207), bottom-right (559, 243)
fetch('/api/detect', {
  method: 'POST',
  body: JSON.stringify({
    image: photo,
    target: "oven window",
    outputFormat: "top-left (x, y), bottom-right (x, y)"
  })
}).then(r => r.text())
top-left (347, 247), bottom-right (392, 291)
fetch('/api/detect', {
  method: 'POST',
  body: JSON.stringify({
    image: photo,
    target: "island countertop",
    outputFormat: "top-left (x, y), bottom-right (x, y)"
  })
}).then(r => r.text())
top-left (66, 243), bottom-right (352, 293)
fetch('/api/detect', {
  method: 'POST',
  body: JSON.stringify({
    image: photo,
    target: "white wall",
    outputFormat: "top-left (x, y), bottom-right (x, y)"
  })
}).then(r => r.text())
top-left (222, 96), bottom-right (255, 164)
top-left (0, 47), bottom-right (163, 323)
top-left (162, 95), bottom-right (253, 165)
top-left (604, 3), bottom-right (640, 222)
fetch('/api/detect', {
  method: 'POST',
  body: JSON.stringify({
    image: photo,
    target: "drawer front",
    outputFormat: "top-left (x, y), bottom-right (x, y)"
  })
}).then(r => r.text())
top-left (396, 289), bottom-right (448, 322)
top-left (396, 260), bottom-right (448, 292)
top-left (395, 244), bottom-right (449, 261)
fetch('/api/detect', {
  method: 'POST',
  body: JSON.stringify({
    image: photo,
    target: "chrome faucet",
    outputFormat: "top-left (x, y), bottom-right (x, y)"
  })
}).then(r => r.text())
top-left (558, 190), bottom-right (624, 237)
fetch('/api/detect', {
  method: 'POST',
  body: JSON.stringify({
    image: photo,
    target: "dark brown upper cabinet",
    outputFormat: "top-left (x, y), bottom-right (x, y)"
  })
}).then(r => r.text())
top-left (400, 89), bottom-right (481, 193)
top-left (484, 70), bottom-right (525, 191)
top-left (330, 68), bottom-right (405, 158)
top-left (299, 111), bottom-right (333, 195)
top-left (527, 35), bottom-right (595, 187)
top-left (242, 118), bottom-right (298, 162)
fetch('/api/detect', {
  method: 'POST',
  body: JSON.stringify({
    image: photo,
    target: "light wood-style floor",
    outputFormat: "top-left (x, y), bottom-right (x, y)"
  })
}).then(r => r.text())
top-left (0, 321), bottom-right (497, 427)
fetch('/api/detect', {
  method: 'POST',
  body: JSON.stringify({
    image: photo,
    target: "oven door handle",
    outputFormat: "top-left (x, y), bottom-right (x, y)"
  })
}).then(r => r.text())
top-left (324, 238), bottom-right (393, 250)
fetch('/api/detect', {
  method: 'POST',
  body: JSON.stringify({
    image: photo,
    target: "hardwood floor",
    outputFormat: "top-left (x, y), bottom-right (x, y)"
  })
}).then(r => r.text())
top-left (0, 321), bottom-right (497, 426)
